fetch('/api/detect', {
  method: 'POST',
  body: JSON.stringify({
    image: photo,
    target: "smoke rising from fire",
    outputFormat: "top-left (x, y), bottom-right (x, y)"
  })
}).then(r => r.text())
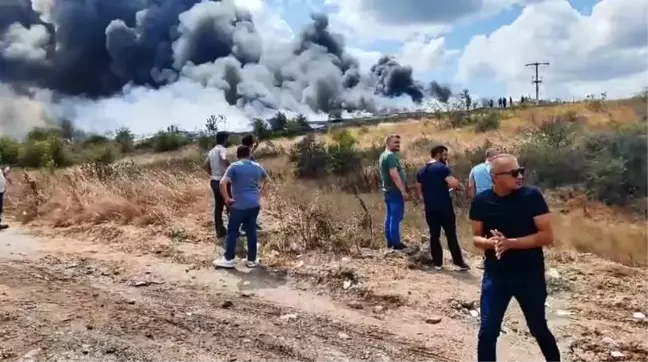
top-left (0, 0), bottom-right (444, 135)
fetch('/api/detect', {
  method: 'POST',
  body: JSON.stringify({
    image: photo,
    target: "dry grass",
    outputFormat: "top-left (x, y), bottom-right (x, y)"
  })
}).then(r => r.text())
top-left (4, 99), bottom-right (646, 267)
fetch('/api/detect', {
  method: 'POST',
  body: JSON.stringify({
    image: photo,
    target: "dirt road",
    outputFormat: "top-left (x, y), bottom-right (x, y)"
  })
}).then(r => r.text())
top-left (1, 229), bottom-right (647, 362)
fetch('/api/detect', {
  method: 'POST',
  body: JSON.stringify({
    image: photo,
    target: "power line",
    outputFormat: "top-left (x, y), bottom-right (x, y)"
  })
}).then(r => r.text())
top-left (525, 62), bottom-right (550, 103)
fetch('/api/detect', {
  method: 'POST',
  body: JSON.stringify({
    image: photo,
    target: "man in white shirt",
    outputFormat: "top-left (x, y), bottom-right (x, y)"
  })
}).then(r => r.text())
top-left (203, 132), bottom-right (231, 238)
top-left (0, 166), bottom-right (9, 230)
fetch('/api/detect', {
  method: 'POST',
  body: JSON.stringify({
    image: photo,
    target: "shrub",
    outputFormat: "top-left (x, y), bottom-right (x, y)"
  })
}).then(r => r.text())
top-left (115, 127), bottom-right (135, 153)
top-left (518, 114), bottom-right (586, 188)
top-left (288, 134), bottom-right (329, 178)
top-left (268, 111), bottom-right (288, 132)
top-left (0, 136), bottom-right (20, 165)
top-left (474, 111), bottom-right (501, 133)
top-left (251, 118), bottom-right (272, 140)
top-left (327, 129), bottom-right (360, 175)
top-left (152, 130), bottom-right (189, 152)
top-left (18, 140), bottom-right (53, 168)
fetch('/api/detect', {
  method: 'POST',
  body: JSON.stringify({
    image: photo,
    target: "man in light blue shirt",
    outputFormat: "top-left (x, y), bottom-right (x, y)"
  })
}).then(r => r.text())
top-left (468, 148), bottom-right (500, 200)
top-left (213, 145), bottom-right (269, 269)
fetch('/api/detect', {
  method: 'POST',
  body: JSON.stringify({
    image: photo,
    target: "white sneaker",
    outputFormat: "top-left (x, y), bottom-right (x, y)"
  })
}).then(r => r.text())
top-left (213, 258), bottom-right (236, 269)
top-left (245, 259), bottom-right (260, 268)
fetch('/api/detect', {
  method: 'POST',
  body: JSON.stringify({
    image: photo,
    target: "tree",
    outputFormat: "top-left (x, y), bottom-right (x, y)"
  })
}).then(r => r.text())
top-left (268, 111), bottom-right (288, 132)
top-left (115, 127), bottom-right (135, 153)
top-left (459, 89), bottom-right (472, 112)
top-left (206, 114), bottom-right (225, 135)
top-left (251, 118), bottom-right (272, 140)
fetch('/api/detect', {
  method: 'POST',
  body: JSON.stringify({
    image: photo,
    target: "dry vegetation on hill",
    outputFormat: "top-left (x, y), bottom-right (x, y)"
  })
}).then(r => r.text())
top-left (1, 97), bottom-right (647, 361)
top-left (4, 96), bottom-right (647, 266)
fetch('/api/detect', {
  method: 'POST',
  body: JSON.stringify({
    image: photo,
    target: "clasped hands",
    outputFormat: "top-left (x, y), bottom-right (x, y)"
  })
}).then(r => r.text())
top-left (488, 229), bottom-right (516, 259)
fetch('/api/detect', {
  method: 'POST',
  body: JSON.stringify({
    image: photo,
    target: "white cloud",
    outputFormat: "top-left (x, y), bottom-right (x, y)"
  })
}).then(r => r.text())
top-left (398, 35), bottom-right (459, 74)
top-left (324, 0), bottom-right (536, 42)
top-left (456, 0), bottom-right (648, 99)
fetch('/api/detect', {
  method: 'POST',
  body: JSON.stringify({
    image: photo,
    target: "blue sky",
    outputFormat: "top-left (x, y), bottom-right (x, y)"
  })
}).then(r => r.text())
top-left (253, 0), bottom-right (647, 101)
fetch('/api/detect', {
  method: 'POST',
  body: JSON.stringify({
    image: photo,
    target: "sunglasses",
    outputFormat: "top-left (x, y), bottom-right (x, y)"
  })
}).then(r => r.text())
top-left (494, 167), bottom-right (525, 178)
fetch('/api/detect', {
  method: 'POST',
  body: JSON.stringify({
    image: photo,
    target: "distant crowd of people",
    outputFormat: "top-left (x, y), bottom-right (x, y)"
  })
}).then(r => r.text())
top-left (378, 134), bottom-right (560, 361)
top-left (486, 96), bottom-right (532, 109)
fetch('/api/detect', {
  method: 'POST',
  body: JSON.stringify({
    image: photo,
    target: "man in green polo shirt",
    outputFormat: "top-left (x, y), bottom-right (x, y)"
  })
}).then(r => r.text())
top-left (379, 134), bottom-right (408, 250)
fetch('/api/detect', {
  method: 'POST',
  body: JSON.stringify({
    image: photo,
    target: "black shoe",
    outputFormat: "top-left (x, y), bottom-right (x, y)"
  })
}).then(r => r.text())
top-left (391, 243), bottom-right (408, 251)
top-left (454, 262), bottom-right (471, 271)
top-left (216, 228), bottom-right (227, 238)
top-left (0, 224), bottom-right (8, 230)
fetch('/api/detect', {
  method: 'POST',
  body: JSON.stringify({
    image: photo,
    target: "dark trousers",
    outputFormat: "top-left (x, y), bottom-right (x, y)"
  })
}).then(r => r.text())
top-left (210, 180), bottom-right (230, 237)
top-left (478, 271), bottom-right (560, 361)
top-left (225, 207), bottom-right (260, 261)
top-left (425, 208), bottom-right (465, 266)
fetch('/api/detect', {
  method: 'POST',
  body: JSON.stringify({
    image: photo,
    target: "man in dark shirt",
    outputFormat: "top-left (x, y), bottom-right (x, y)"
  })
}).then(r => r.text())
top-left (241, 134), bottom-right (259, 162)
top-left (470, 154), bottom-right (560, 362)
top-left (416, 145), bottom-right (470, 271)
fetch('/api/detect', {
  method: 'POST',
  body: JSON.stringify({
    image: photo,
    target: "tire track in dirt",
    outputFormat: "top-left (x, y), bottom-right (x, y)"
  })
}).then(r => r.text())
top-left (0, 255), bottom-right (460, 362)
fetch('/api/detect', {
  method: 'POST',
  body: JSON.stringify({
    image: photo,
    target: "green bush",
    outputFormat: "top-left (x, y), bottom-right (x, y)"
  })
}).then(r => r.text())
top-left (251, 118), bottom-right (272, 140)
top-left (475, 112), bottom-right (501, 133)
top-left (288, 134), bottom-right (330, 178)
top-left (0, 136), bottom-right (20, 165)
top-left (518, 115), bottom-right (586, 188)
top-left (18, 140), bottom-right (53, 168)
top-left (327, 129), bottom-right (360, 175)
top-left (115, 127), bottom-right (135, 153)
top-left (152, 130), bottom-right (189, 152)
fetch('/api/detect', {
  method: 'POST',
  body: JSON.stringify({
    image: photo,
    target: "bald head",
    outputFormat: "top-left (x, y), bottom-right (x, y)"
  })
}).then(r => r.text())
top-left (490, 154), bottom-right (524, 192)
top-left (490, 154), bottom-right (518, 174)
top-left (485, 147), bottom-right (500, 161)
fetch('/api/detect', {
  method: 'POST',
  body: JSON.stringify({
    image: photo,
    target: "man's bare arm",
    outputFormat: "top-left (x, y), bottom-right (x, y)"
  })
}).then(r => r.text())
top-left (202, 157), bottom-right (211, 175)
top-left (219, 152), bottom-right (230, 168)
top-left (219, 176), bottom-right (232, 202)
top-left (388, 168), bottom-right (407, 194)
top-left (472, 220), bottom-right (495, 250)
top-left (445, 175), bottom-right (461, 190)
top-left (416, 182), bottom-right (423, 199)
top-left (508, 213), bottom-right (554, 249)
top-left (467, 174), bottom-right (476, 199)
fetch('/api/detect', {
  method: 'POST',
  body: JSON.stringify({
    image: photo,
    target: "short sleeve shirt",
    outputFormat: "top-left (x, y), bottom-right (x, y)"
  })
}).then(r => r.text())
top-left (207, 145), bottom-right (228, 180)
top-left (223, 160), bottom-right (268, 210)
top-left (416, 161), bottom-right (453, 212)
top-left (469, 186), bottom-right (550, 277)
top-left (379, 150), bottom-right (406, 193)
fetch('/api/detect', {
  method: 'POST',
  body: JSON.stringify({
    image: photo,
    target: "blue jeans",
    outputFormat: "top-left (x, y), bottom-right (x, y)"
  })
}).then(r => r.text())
top-left (478, 271), bottom-right (560, 361)
top-left (224, 207), bottom-right (260, 261)
top-left (383, 191), bottom-right (405, 247)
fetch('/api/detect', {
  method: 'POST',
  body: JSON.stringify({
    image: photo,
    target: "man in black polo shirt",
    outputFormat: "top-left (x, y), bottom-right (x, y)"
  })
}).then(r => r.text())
top-left (416, 145), bottom-right (470, 271)
top-left (470, 154), bottom-right (560, 362)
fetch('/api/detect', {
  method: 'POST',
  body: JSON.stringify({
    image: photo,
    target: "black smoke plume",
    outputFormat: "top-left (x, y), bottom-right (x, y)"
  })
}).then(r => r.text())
top-left (0, 0), bottom-right (437, 132)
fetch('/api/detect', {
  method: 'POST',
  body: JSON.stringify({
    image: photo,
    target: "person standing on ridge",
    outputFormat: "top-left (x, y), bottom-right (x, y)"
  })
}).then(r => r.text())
top-left (416, 145), bottom-right (470, 271)
top-left (241, 134), bottom-right (260, 162)
top-left (468, 148), bottom-right (500, 200)
top-left (470, 154), bottom-right (560, 362)
top-left (379, 134), bottom-right (408, 250)
top-left (203, 131), bottom-right (231, 238)
top-left (213, 145), bottom-right (269, 269)
top-left (0, 166), bottom-right (10, 230)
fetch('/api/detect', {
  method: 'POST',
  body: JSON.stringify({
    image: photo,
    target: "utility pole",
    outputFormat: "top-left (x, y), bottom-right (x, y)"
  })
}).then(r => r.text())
top-left (525, 62), bottom-right (550, 103)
